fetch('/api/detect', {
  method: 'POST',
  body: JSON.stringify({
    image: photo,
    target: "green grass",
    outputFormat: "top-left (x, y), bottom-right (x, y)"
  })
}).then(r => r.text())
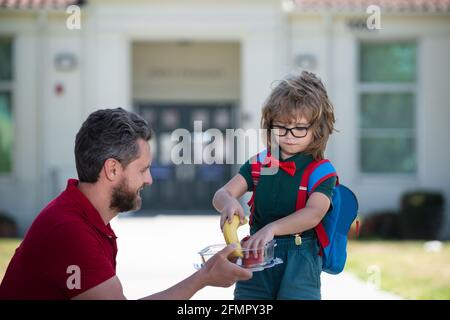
top-left (345, 240), bottom-right (450, 300)
top-left (0, 238), bottom-right (21, 283)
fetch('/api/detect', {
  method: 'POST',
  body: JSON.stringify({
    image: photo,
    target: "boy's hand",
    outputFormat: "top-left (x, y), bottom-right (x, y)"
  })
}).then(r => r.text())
top-left (241, 223), bottom-right (276, 259)
top-left (220, 200), bottom-right (246, 231)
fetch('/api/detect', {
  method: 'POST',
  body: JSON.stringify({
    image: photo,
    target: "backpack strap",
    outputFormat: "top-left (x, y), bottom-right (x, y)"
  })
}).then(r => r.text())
top-left (246, 150), bottom-right (268, 226)
top-left (296, 159), bottom-right (338, 251)
top-left (308, 160), bottom-right (340, 192)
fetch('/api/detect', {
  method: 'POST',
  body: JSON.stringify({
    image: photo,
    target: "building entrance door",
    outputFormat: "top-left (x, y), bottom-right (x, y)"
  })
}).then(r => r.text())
top-left (136, 102), bottom-right (236, 213)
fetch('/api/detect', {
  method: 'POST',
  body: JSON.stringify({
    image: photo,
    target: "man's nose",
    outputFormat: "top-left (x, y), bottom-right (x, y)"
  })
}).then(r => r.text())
top-left (144, 169), bottom-right (153, 186)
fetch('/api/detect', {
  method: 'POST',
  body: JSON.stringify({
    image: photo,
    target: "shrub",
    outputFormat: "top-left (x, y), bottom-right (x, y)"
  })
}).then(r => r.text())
top-left (0, 211), bottom-right (17, 238)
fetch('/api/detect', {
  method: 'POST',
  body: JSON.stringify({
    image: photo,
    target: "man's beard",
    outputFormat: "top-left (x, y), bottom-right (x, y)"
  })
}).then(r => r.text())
top-left (110, 178), bottom-right (142, 213)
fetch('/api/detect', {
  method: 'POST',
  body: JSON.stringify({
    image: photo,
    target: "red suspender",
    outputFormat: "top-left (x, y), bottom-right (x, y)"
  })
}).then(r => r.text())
top-left (247, 161), bottom-right (262, 226)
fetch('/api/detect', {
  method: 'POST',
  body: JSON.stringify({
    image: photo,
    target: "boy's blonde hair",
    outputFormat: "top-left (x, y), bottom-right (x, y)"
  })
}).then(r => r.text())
top-left (261, 71), bottom-right (336, 160)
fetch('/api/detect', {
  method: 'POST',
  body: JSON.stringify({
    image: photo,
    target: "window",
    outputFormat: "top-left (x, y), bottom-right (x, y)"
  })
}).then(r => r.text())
top-left (0, 38), bottom-right (13, 173)
top-left (359, 42), bottom-right (416, 174)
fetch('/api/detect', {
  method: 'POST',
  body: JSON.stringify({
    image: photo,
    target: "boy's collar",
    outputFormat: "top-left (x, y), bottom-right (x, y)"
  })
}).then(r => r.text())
top-left (271, 146), bottom-right (312, 162)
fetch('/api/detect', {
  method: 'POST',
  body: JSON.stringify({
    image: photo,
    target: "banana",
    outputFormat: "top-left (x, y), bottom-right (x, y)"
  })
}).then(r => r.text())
top-left (223, 215), bottom-right (248, 259)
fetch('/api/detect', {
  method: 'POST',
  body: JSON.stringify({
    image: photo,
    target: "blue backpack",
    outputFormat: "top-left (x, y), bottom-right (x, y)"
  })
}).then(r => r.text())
top-left (247, 150), bottom-right (358, 274)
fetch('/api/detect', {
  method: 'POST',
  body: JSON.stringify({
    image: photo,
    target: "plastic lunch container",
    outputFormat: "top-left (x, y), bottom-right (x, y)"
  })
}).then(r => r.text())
top-left (194, 239), bottom-right (283, 272)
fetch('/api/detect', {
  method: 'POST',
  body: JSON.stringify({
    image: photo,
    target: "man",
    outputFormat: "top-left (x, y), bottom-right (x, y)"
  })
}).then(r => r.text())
top-left (0, 108), bottom-right (252, 299)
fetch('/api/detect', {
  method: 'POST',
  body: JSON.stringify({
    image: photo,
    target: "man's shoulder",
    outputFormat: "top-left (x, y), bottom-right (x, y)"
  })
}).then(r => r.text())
top-left (43, 186), bottom-right (86, 218)
top-left (26, 192), bottom-right (90, 241)
top-left (15, 197), bottom-right (95, 272)
top-left (22, 212), bottom-right (98, 262)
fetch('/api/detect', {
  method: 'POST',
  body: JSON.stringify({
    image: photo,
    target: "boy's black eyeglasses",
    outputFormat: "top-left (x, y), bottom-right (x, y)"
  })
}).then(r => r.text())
top-left (270, 125), bottom-right (310, 138)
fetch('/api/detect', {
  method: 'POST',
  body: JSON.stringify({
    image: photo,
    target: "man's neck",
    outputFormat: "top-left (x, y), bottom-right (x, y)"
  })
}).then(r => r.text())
top-left (77, 182), bottom-right (118, 225)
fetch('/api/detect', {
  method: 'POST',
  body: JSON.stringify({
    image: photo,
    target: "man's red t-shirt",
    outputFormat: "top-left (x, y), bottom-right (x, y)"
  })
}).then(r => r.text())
top-left (0, 179), bottom-right (118, 299)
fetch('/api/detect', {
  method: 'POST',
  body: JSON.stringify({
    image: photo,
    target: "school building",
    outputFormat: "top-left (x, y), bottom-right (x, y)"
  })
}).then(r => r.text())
top-left (0, 0), bottom-right (449, 237)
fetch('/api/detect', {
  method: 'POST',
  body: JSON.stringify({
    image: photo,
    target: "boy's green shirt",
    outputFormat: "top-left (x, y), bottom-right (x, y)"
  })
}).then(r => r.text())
top-left (239, 152), bottom-right (337, 233)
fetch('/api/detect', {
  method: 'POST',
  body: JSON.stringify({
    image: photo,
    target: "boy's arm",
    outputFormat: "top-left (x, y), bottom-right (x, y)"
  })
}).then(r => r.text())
top-left (271, 192), bottom-right (330, 235)
top-left (213, 174), bottom-right (248, 209)
top-left (213, 174), bottom-right (249, 227)
top-left (242, 192), bottom-right (330, 251)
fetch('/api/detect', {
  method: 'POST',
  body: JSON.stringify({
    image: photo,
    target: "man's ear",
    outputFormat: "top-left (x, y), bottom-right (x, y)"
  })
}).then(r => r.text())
top-left (104, 158), bottom-right (122, 182)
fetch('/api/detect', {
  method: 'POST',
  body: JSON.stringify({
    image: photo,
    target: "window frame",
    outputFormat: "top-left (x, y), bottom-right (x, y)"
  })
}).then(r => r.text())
top-left (356, 39), bottom-right (419, 180)
top-left (0, 36), bottom-right (14, 178)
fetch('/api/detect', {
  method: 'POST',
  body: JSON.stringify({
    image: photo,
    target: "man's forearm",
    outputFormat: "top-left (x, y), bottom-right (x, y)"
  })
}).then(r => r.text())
top-left (140, 270), bottom-right (207, 300)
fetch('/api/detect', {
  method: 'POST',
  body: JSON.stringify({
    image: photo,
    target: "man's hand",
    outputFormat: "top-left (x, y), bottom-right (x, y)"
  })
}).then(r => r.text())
top-left (200, 244), bottom-right (252, 287)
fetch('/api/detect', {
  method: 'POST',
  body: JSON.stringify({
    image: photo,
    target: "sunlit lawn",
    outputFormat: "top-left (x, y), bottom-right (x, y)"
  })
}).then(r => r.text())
top-left (346, 240), bottom-right (450, 300)
top-left (0, 238), bottom-right (21, 283)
